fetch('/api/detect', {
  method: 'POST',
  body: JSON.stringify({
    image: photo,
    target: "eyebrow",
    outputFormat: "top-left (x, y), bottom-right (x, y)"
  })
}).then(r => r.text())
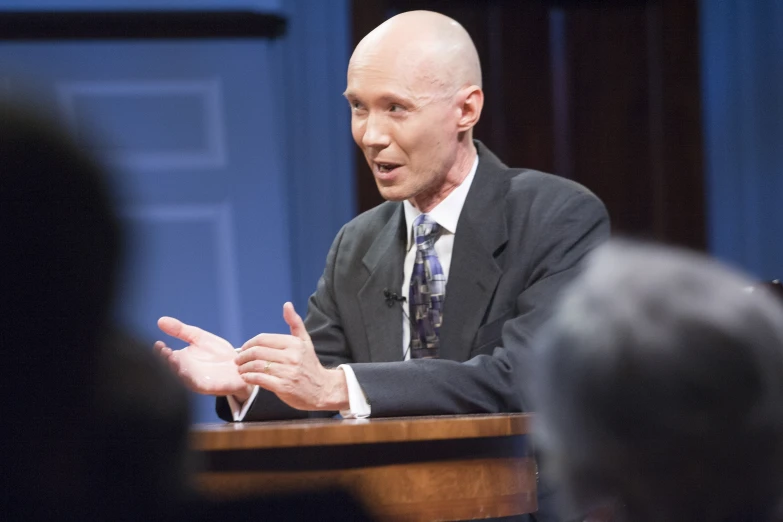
top-left (379, 94), bottom-right (411, 104)
top-left (342, 91), bottom-right (414, 105)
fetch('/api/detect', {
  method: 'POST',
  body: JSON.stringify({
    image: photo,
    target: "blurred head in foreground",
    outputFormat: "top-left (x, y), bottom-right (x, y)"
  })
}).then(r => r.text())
top-left (533, 240), bottom-right (783, 522)
top-left (0, 101), bottom-right (189, 520)
top-left (0, 101), bottom-right (374, 522)
top-left (0, 102), bottom-right (120, 358)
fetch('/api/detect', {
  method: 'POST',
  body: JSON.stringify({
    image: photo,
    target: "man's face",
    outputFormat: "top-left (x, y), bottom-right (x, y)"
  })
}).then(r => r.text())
top-left (344, 54), bottom-right (459, 203)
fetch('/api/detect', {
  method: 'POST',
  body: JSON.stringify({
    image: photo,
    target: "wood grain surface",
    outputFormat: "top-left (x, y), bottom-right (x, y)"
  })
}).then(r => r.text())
top-left (191, 413), bottom-right (536, 520)
top-left (197, 457), bottom-right (537, 521)
top-left (191, 412), bottom-right (531, 450)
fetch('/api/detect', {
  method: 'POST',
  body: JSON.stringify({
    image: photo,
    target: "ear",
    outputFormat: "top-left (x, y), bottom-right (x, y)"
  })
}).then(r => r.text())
top-left (456, 85), bottom-right (484, 132)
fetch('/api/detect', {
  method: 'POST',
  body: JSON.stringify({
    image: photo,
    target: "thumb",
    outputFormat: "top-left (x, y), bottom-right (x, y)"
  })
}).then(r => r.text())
top-left (283, 302), bottom-right (310, 342)
top-left (158, 316), bottom-right (202, 345)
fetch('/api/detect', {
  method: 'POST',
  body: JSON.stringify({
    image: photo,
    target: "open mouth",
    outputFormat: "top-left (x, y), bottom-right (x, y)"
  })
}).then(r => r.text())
top-left (375, 162), bottom-right (402, 175)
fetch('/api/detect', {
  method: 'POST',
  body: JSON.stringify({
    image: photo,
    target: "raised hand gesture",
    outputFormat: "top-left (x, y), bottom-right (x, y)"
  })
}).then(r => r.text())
top-left (155, 317), bottom-right (253, 401)
top-left (235, 303), bottom-right (348, 411)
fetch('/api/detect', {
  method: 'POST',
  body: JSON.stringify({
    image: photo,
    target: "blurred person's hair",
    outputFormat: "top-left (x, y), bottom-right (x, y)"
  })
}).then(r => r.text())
top-left (533, 239), bottom-right (783, 522)
top-left (0, 101), bottom-right (190, 521)
top-left (0, 102), bottom-right (121, 317)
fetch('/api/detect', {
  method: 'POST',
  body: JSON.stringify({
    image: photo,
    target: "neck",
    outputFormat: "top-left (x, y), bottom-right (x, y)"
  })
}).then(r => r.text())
top-left (410, 141), bottom-right (477, 213)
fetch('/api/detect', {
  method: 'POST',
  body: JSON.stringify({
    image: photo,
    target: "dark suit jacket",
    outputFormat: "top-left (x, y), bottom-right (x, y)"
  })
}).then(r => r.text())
top-left (218, 142), bottom-right (610, 421)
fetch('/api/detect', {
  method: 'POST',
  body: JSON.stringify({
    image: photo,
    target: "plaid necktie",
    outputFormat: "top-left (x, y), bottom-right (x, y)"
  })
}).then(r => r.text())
top-left (409, 214), bottom-right (445, 359)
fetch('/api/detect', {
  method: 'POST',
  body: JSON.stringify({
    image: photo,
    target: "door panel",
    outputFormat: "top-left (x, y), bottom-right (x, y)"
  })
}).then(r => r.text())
top-left (0, 40), bottom-right (291, 422)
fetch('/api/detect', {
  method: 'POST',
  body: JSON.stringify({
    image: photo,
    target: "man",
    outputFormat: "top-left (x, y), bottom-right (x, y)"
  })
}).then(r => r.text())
top-left (532, 240), bottom-right (783, 522)
top-left (155, 10), bottom-right (609, 421)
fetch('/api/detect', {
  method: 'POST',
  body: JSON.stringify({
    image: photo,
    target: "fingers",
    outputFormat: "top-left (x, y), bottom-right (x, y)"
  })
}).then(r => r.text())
top-left (241, 333), bottom-right (296, 351)
top-left (283, 302), bottom-right (311, 342)
top-left (157, 316), bottom-right (203, 344)
top-left (238, 302), bottom-right (310, 351)
top-left (155, 342), bottom-right (185, 379)
top-left (240, 372), bottom-right (285, 394)
top-left (236, 345), bottom-right (294, 368)
top-left (237, 360), bottom-right (280, 377)
top-left (154, 340), bottom-right (175, 364)
top-left (153, 340), bottom-right (167, 355)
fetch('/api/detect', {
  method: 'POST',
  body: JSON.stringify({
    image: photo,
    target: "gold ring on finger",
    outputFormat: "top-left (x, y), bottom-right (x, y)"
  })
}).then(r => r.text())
top-left (263, 360), bottom-right (273, 374)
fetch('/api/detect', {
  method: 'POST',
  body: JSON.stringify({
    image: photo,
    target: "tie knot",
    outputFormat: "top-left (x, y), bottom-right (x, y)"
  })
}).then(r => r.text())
top-left (413, 214), bottom-right (441, 250)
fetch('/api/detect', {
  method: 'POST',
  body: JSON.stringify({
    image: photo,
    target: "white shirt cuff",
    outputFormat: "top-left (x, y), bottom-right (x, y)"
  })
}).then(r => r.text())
top-left (226, 385), bottom-right (260, 421)
top-left (338, 364), bottom-right (371, 418)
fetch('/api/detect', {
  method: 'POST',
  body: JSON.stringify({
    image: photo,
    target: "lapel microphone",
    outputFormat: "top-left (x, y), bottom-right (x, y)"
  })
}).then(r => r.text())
top-left (383, 288), bottom-right (407, 308)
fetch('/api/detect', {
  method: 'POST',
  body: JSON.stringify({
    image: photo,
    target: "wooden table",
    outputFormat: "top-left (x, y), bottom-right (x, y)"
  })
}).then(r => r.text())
top-left (191, 413), bottom-right (536, 521)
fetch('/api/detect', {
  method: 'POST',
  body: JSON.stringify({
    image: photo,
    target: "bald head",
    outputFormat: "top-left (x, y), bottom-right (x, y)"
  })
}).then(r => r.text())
top-left (351, 10), bottom-right (482, 97)
top-left (345, 10), bottom-right (484, 211)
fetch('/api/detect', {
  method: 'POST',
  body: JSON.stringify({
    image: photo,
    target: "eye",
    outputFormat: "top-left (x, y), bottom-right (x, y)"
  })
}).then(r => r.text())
top-left (349, 100), bottom-right (366, 112)
top-left (389, 104), bottom-right (405, 113)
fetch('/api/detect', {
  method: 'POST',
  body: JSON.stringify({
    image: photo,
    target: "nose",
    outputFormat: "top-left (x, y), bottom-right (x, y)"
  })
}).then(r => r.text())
top-left (361, 112), bottom-right (391, 149)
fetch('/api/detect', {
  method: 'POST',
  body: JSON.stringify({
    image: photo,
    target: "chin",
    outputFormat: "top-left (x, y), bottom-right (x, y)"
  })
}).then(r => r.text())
top-left (377, 191), bottom-right (408, 203)
top-left (375, 183), bottom-right (412, 202)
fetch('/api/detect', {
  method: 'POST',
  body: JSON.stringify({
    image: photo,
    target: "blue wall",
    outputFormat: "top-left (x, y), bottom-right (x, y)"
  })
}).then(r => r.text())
top-left (277, 0), bottom-right (355, 311)
top-left (0, 0), bottom-right (354, 422)
top-left (702, 0), bottom-right (783, 279)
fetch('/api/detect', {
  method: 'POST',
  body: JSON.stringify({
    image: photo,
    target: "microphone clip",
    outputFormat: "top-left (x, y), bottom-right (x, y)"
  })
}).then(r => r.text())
top-left (383, 288), bottom-right (406, 308)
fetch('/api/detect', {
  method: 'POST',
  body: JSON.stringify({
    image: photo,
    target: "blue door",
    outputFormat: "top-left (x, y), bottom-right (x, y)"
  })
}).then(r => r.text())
top-left (0, 39), bottom-right (294, 422)
top-left (0, 0), bottom-right (355, 423)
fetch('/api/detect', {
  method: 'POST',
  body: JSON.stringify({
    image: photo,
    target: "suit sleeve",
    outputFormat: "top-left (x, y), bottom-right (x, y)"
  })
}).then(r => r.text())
top-left (215, 225), bottom-right (354, 422)
top-left (348, 191), bottom-right (610, 416)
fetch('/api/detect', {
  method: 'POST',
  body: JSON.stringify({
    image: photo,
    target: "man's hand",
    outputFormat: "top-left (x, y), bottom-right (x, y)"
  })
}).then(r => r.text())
top-left (155, 317), bottom-right (254, 402)
top-left (236, 302), bottom-right (349, 411)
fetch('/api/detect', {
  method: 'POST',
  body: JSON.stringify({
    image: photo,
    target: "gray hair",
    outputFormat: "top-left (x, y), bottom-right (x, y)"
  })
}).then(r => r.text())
top-left (533, 240), bottom-right (783, 522)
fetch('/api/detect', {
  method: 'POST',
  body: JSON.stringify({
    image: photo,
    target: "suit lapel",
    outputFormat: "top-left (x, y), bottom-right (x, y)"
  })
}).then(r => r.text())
top-left (357, 204), bottom-right (407, 362)
top-left (439, 142), bottom-right (509, 362)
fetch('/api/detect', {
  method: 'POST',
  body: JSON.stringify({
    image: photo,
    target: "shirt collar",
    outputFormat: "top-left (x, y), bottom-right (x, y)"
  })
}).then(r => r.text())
top-left (403, 154), bottom-right (479, 251)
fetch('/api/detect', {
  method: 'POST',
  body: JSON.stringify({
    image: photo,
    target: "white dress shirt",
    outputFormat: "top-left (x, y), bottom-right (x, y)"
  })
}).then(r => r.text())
top-left (339, 155), bottom-right (478, 418)
top-left (229, 155), bottom-right (479, 421)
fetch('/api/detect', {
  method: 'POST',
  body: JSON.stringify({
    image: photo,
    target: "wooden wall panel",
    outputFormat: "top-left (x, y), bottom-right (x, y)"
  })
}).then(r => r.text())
top-left (649, 0), bottom-right (705, 248)
top-left (552, 5), bottom-right (655, 236)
